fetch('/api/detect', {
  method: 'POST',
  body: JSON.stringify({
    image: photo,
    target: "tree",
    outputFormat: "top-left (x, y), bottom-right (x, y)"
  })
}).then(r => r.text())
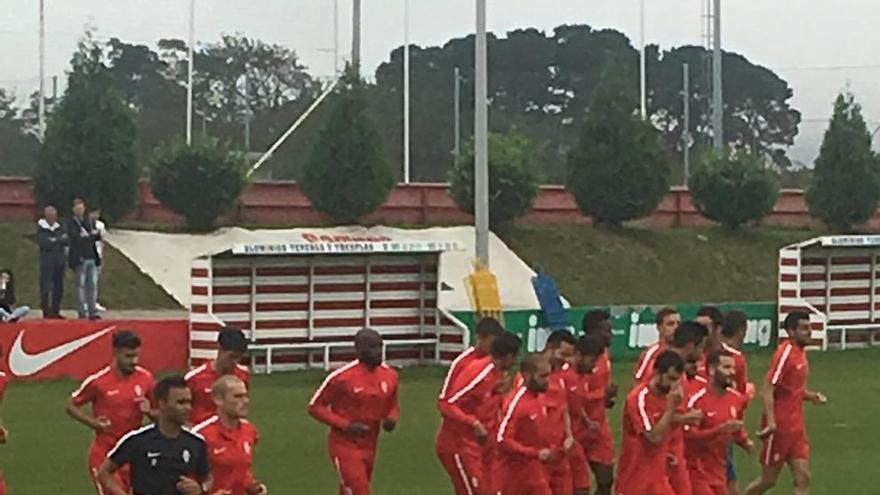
top-left (150, 136), bottom-right (247, 230)
top-left (807, 93), bottom-right (880, 231)
top-left (567, 58), bottom-right (671, 225)
top-left (448, 131), bottom-right (540, 227)
top-left (0, 89), bottom-right (39, 175)
top-left (301, 70), bottom-right (394, 224)
top-left (689, 150), bottom-right (780, 229)
top-left (33, 37), bottom-right (138, 221)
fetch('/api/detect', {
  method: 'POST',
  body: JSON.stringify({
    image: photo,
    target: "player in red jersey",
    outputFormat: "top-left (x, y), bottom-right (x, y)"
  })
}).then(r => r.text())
top-left (566, 334), bottom-right (608, 495)
top-left (193, 375), bottom-right (266, 495)
top-left (66, 331), bottom-right (156, 494)
top-left (541, 330), bottom-right (580, 495)
top-left (616, 350), bottom-right (686, 495)
top-left (0, 371), bottom-right (8, 495)
top-left (438, 317), bottom-right (504, 402)
top-left (685, 350), bottom-right (755, 495)
top-left (633, 307), bottom-right (681, 384)
top-left (718, 310), bottom-right (753, 495)
top-left (696, 306), bottom-right (725, 375)
top-left (744, 312), bottom-right (827, 495)
top-left (436, 332), bottom-right (521, 495)
top-left (496, 353), bottom-right (557, 495)
top-left (186, 327), bottom-right (250, 425)
top-left (308, 328), bottom-right (399, 495)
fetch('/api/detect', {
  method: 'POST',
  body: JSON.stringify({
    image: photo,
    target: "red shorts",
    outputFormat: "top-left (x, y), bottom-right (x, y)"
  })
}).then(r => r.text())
top-left (667, 453), bottom-right (692, 495)
top-left (501, 459), bottom-right (552, 495)
top-left (580, 422), bottom-right (615, 465)
top-left (0, 471), bottom-right (5, 495)
top-left (692, 479), bottom-right (727, 495)
top-left (568, 442), bottom-right (591, 491)
top-left (89, 442), bottom-right (130, 495)
top-left (761, 429), bottom-right (810, 467)
top-left (329, 443), bottom-right (376, 495)
top-left (437, 444), bottom-right (489, 495)
top-left (542, 454), bottom-right (573, 495)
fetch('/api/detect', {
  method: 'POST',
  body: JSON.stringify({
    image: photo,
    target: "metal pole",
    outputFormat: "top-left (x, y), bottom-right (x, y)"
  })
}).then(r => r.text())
top-left (712, 0), bottom-right (723, 150)
top-left (52, 75), bottom-right (57, 101)
top-left (186, 0), bottom-right (195, 145)
top-left (683, 63), bottom-right (691, 186)
top-left (352, 0), bottom-right (362, 74)
top-left (639, 0), bottom-right (647, 120)
top-left (403, 0), bottom-right (411, 183)
top-left (474, 0), bottom-right (490, 264)
top-left (38, 0), bottom-right (45, 141)
top-left (453, 67), bottom-right (461, 162)
top-left (244, 74), bottom-right (251, 151)
top-left (333, 0), bottom-right (340, 74)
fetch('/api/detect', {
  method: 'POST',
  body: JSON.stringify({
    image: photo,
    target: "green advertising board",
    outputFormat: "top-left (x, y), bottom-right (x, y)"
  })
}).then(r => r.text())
top-left (451, 302), bottom-right (776, 360)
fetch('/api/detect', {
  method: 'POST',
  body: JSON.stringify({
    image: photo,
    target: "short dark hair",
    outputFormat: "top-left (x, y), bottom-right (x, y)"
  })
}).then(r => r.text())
top-left (784, 311), bottom-right (810, 331)
top-left (73, 197), bottom-right (85, 206)
top-left (218, 327), bottom-right (249, 352)
top-left (576, 334), bottom-right (605, 357)
top-left (707, 349), bottom-right (734, 368)
top-left (520, 352), bottom-right (545, 374)
top-left (490, 332), bottom-right (522, 359)
top-left (112, 330), bottom-right (142, 350)
top-left (672, 321), bottom-right (708, 348)
top-left (656, 307), bottom-right (679, 326)
top-left (721, 310), bottom-right (748, 338)
top-left (696, 306), bottom-right (724, 328)
top-left (654, 350), bottom-right (685, 374)
top-left (475, 317), bottom-right (504, 338)
top-left (545, 330), bottom-right (577, 349)
top-left (581, 309), bottom-right (610, 333)
top-left (155, 375), bottom-right (188, 401)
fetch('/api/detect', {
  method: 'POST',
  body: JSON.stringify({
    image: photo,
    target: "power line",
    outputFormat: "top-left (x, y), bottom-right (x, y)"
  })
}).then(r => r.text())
top-left (773, 64), bottom-right (880, 72)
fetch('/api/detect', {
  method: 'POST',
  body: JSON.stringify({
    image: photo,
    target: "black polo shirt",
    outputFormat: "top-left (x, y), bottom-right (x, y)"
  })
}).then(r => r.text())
top-left (109, 424), bottom-right (210, 495)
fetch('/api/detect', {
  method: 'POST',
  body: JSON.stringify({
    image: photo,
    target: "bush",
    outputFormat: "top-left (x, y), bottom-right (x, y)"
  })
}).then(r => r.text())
top-left (448, 132), bottom-right (539, 228)
top-left (689, 150), bottom-right (780, 229)
top-left (807, 92), bottom-right (880, 231)
top-left (150, 136), bottom-right (247, 231)
top-left (34, 38), bottom-right (138, 221)
top-left (567, 57), bottom-right (671, 226)
top-left (301, 69), bottom-right (393, 224)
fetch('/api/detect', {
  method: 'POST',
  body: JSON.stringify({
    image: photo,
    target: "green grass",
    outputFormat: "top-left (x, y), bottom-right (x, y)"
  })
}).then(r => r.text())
top-left (3, 348), bottom-right (878, 493)
top-left (0, 222), bottom-right (180, 310)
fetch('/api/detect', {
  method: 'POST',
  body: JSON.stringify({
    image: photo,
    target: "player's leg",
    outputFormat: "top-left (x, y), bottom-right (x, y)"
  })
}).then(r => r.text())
top-left (667, 460), bottom-right (692, 495)
top-left (742, 465), bottom-right (782, 495)
top-left (330, 446), bottom-right (372, 495)
top-left (544, 455), bottom-right (573, 495)
top-left (584, 424), bottom-right (615, 495)
top-left (727, 443), bottom-right (740, 495)
top-left (88, 443), bottom-right (109, 495)
top-left (569, 442), bottom-right (591, 495)
top-left (438, 447), bottom-right (487, 495)
top-left (789, 458), bottom-right (811, 495)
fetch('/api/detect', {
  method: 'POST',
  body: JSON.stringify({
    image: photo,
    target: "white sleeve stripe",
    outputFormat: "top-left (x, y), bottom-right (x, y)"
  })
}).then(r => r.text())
top-left (687, 388), bottom-right (707, 409)
top-left (635, 344), bottom-right (660, 379)
top-left (496, 386), bottom-right (527, 443)
top-left (447, 363), bottom-right (495, 404)
top-left (438, 347), bottom-right (475, 399)
top-left (182, 426), bottom-right (205, 441)
top-left (721, 343), bottom-right (743, 356)
top-left (71, 366), bottom-right (111, 398)
top-left (771, 344), bottom-right (793, 385)
top-left (308, 359), bottom-right (360, 406)
top-left (191, 415), bottom-right (219, 434)
top-left (184, 363), bottom-right (208, 382)
top-left (107, 424), bottom-right (154, 458)
top-left (637, 387), bottom-right (653, 432)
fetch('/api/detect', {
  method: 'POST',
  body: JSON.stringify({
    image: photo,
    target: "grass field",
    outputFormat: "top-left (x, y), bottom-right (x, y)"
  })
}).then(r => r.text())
top-left (3, 348), bottom-right (878, 494)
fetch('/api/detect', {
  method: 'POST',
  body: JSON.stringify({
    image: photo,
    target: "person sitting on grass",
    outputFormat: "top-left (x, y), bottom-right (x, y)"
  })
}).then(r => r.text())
top-left (0, 269), bottom-right (29, 323)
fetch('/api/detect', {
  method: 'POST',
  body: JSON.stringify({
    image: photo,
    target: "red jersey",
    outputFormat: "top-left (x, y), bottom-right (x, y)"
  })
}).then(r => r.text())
top-left (765, 341), bottom-right (809, 433)
top-left (71, 365), bottom-right (156, 449)
top-left (633, 343), bottom-right (663, 384)
top-left (496, 386), bottom-right (554, 461)
top-left (308, 359), bottom-right (399, 451)
top-left (684, 386), bottom-right (748, 487)
top-left (562, 365), bottom-right (591, 439)
top-left (584, 353), bottom-right (611, 424)
top-left (438, 346), bottom-right (486, 400)
top-left (616, 383), bottom-right (675, 495)
top-left (543, 367), bottom-right (570, 449)
top-left (437, 357), bottom-right (506, 452)
top-left (185, 362), bottom-right (250, 425)
top-left (192, 416), bottom-right (260, 495)
top-left (698, 343), bottom-right (749, 395)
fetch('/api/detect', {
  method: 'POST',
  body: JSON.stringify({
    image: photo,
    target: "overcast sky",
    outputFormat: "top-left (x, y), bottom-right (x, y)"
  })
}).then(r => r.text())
top-left (3, 0), bottom-right (879, 165)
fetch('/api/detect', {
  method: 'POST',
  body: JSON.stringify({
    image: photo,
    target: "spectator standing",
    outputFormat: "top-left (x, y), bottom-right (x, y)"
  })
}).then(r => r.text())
top-left (1, 270), bottom-right (29, 322)
top-left (67, 198), bottom-right (102, 320)
top-left (36, 205), bottom-right (68, 318)
top-left (88, 207), bottom-right (107, 313)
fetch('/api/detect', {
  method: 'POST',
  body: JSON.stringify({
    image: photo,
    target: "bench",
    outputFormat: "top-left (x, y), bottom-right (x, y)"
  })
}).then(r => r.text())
top-left (249, 338), bottom-right (441, 374)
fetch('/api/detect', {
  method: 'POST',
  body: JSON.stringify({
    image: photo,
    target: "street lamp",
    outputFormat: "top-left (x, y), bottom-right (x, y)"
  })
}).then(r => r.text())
top-left (474, 0), bottom-right (489, 264)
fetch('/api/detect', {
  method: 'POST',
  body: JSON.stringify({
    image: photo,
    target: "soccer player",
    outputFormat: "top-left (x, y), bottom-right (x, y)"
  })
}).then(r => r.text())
top-left (615, 350), bottom-right (686, 495)
top-left (436, 331), bottom-right (521, 495)
top-left (718, 310), bottom-right (752, 495)
top-left (0, 371), bottom-right (7, 495)
top-left (633, 306), bottom-right (681, 383)
top-left (744, 311), bottom-right (827, 495)
top-left (98, 375), bottom-right (212, 495)
top-left (308, 328), bottom-right (399, 495)
top-left (580, 310), bottom-right (617, 495)
top-left (566, 334), bottom-right (608, 495)
top-left (685, 350), bottom-right (755, 495)
top-left (496, 353), bottom-right (555, 495)
top-left (186, 327), bottom-right (251, 425)
top-left (66, 330), bottom-right (156, 494)
top-left (438, 317), bottom-right (504, 401)
top-left (541, 330), bottom-right (579, 495)
top-left (193, 375), bottom-right (266, 495)
top-left (696, 306), bottom-right (725, 370)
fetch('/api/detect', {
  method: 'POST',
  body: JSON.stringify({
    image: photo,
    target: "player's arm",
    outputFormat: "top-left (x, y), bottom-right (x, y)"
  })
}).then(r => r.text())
top-left (66, 396), bottom-right (109, 432)
top-left (497, 395), bottom-right (542, 459)
top-left (383, 374), bottom-right (399, 432)
top-left (757, 376), bottom-right (777, 437)
top-left (641, 385), bottom-right (682, 445)
top-left (437, 374), bottom-right (483, 427)
top-left (307, 374), bottom-right (351, 430)
top-left (803, 389), bottom-right (827, 404)
top-left (97, 458), bottom-right (129, 495)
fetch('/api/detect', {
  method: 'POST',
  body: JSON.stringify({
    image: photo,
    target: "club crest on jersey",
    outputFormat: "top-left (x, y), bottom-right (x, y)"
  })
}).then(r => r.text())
top-left (244, 441), bottom-right (252, 455)
top-left (730, 406), bottom-right (737, 417)
top-left (135, 384), bottom-right (143, 397)
top-left (381, 381), bottom-right (389, 394)
top-left (182, 449), bottom-right (191, 464)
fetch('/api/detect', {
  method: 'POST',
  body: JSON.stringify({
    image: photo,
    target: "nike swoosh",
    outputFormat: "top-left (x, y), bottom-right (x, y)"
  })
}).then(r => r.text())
top-left (8, 326), bottom-right (116, 376)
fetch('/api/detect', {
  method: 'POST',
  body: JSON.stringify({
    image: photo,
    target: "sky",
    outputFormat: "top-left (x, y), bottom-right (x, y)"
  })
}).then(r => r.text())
top-left (3, 0), bottom-right (880, 165)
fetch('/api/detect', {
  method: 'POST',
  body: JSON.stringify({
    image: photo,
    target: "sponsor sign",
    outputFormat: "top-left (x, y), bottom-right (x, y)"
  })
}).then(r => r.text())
top-left (0, 320), bottom-right (189, 380)
top-left (820, 235), bottom-right (880, 247)
top-left (232, 239), bottom-right (461, 255)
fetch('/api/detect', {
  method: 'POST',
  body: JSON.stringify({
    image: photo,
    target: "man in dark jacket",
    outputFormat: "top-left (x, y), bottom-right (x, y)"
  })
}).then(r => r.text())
top-left (67, 198), bottom-right (102, 320)
top-left (0, 269), bottom-right (30, 322)
top-left (36, 205), bottom-right (68, 318)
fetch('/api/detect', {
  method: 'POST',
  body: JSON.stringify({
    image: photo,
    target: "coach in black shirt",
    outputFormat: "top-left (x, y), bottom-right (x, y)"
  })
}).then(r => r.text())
top-left (98, 375), bottom-right (213, 495)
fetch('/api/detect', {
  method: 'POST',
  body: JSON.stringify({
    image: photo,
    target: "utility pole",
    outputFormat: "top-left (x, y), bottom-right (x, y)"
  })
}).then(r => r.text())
top-left (352, 0), bottom-right (362, 74)
top-left (186, 0), bottom-right (195, 145)
top-left (52, 75), bottom-right (58, 101)
top-left (712, 0), bottom-right (723, 150)
top-left (38, 0), bottom-right (46, 141)
top-left (474, 0), bottom-right (489, 264)
top-left (403, 0), bottom-right (411, 183)
top-left (639, 0), bottom-right (647, 120)
top-left (682, 63), bottom-right (691, 185)
top-left (333, 0), bottom-right (340, 74)
top-left (243, 74), bottom-right (251, 151)
top-left (453, 67), bottom-right (461, 163)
